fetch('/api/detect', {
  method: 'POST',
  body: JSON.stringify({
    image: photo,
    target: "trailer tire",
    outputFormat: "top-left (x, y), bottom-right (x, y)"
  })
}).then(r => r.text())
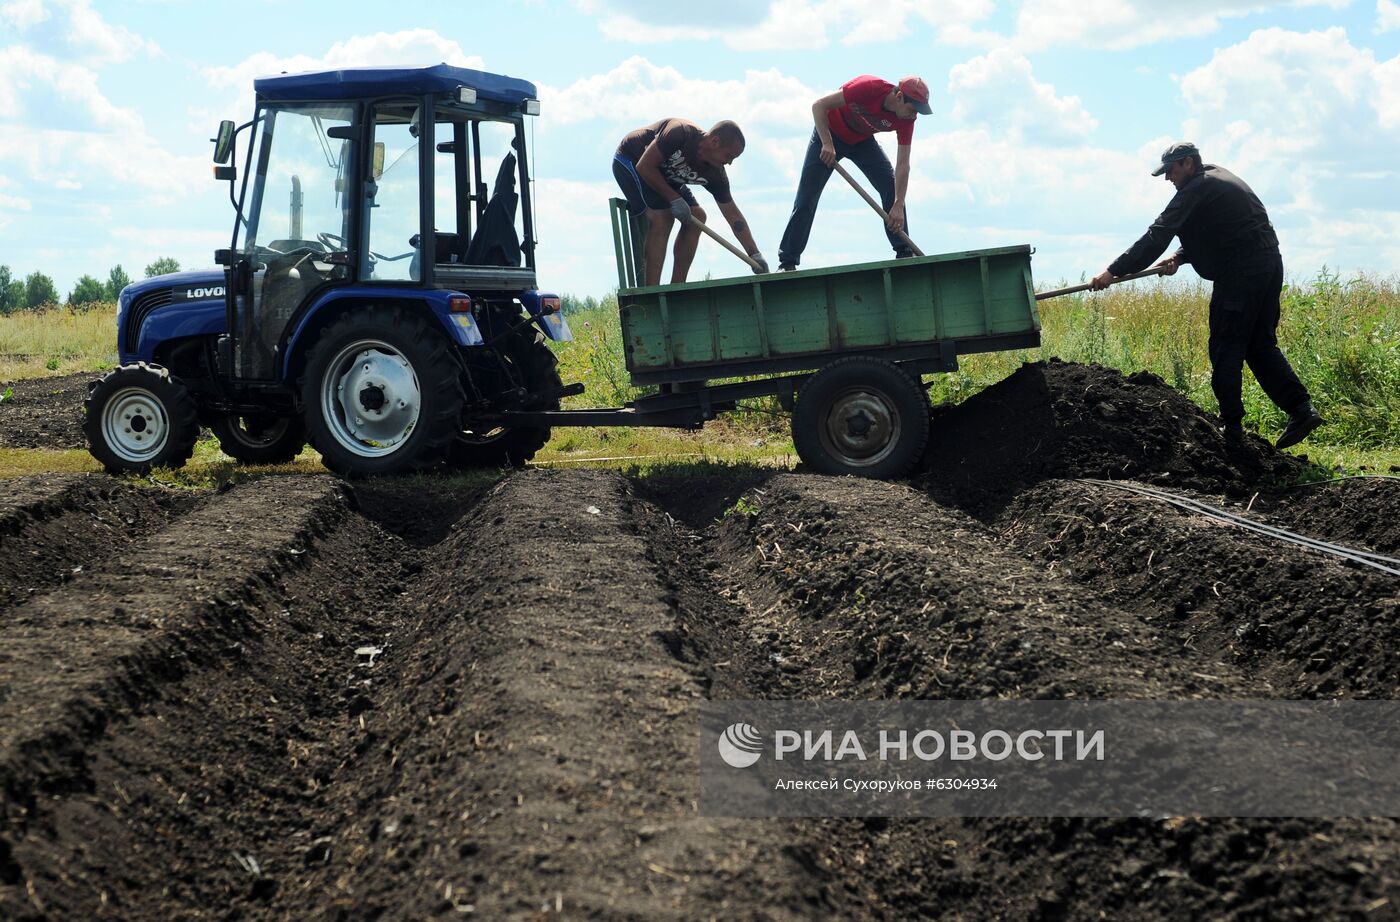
top-left (210, 413), bottom-right (307, 465)
top-left (84, 363), bottom-right (200, 474)
top-left (448, 333), bottom-right (561, 469)
top-left (302, 306), bottom-right (463, 477)
top-left (792, 357), bottom-right (929, 479)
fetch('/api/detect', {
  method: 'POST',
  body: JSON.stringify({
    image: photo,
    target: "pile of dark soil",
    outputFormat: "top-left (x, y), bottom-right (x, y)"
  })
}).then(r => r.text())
top-left (0, 372), bottom-right (95, 449)
top-left (917, 360), bottom-right (1305, 515)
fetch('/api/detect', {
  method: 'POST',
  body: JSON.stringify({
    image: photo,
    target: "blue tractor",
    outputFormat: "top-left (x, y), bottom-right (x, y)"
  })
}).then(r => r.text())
top-left (86, 64), bottom-right (576, 476)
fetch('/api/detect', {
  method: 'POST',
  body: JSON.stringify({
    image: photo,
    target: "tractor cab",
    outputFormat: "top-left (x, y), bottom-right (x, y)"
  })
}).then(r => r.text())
top-left (213, 64), bottom-right (545, 384)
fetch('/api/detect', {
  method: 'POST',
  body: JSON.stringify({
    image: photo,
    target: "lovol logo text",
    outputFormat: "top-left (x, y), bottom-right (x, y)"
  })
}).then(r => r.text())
top-left (173, 285), bottom-right (225, 301)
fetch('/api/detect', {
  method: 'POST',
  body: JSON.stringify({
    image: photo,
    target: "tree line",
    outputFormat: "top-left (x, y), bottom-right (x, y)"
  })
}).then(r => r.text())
top-left (0, 258), bottom-right (182, 315)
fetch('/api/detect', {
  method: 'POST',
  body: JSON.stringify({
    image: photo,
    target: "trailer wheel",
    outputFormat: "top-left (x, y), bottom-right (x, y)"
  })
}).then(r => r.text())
top-left (448, 333), bottom-right (561, 469)
top-left (210, 414), bottom-right (307, 465)
top-left (84, 363), bottom-right (200, 474)
top-left (792, 357), bottom-right (930, 479)
top-left (302, 306), bottom-right (463, 477)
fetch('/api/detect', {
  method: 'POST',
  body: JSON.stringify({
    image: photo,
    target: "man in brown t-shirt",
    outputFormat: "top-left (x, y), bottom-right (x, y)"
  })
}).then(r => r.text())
top-left (613, 119), bottom-right (767, 286)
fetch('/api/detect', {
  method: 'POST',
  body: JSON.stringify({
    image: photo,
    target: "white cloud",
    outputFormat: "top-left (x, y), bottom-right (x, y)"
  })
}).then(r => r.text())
top-left (0, 190), bottom-right (33, 211)
top-left (204, 29), bottom-right (485, 92)
top-left (1013, 0), bottom-right (1350, 51)
top-left (1179, 27), bottom-right (1400, 167)
top-left (64, 0), bottom-right (158, 64)
top-left (1, 0), bottom-right (48, 29)
top-left (1164, 28), bottom-right (1400, 276)
top-left (0, 46), bottom-right (144, 132)
top-left (1, 0), bottom-right (157, 64)
top-left (582, 0), bottom-right (992, 51)
top-left (1378, 0), bottom-right (1400, 32)
top-left (202, 30), bottom-right (488, 136)
top-left (948, 49), bottom-right (1098, 144)
top-left (541, 56), bottom-right (817, 130)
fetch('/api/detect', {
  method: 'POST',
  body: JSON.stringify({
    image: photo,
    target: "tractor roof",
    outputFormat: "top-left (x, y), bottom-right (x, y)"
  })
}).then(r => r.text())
top-left (253, 63), bottom-right (537, 105)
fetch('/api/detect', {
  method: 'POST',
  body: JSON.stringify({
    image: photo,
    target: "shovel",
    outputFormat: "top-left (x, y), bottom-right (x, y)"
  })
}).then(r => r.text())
top-left (1035, 266), bottom-right (1168, 301)
top-left (832, 162), bottom-right (925, 257)
top-left (689, 217), bottom-right (765, 273)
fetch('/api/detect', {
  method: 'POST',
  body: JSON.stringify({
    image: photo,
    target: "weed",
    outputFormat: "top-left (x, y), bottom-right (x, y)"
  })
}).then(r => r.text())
top-left (721, 495), bottom-right (761, 519)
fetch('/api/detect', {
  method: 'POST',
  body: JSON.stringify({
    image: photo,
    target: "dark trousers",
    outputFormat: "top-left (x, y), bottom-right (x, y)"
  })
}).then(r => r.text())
top-left (778, 130), bottom-right (912, 268)
top-left (1207, 255), bottom-right (1310, 425)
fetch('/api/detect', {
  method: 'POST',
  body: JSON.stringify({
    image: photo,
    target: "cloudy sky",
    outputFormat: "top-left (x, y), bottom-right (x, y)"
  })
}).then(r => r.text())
top-left (2, 0), bottom-right (1399, 300)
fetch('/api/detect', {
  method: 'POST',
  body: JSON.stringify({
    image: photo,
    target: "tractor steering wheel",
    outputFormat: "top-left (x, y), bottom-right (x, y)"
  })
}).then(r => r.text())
top-left (317, 231), bottom-right (349, 251)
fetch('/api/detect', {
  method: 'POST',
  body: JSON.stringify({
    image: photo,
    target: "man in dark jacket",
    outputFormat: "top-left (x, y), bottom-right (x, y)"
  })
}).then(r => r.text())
top-left (1091, 142), bottom-right (1323, 450)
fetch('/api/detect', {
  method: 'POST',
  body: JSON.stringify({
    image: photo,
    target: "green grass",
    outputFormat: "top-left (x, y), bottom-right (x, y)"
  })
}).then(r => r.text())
top-left (0, 303), bottom-right (118, 379)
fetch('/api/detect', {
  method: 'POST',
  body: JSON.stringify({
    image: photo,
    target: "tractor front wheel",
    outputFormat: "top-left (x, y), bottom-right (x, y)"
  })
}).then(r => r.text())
top-left (84, 363), bottom-right (200, 474)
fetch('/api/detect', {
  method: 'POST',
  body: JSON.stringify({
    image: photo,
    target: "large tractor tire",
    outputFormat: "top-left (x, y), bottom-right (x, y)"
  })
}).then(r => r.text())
top-left (301, 306), bottom-right (464, 477)
top-left (448, 331), bottom-right (562, 469)
top-left (210, 413), bottom-right (307, 465)
top-left (84, 363), bottom-right (200, 474)
top-left (791, 356), bottom-right (930, 479)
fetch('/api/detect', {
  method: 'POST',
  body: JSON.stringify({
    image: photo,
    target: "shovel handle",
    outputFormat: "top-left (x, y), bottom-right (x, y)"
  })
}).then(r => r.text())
top-left (691, 217), bottom-right (763, 272)
top-left (1034, 266), bottom-right (1167, 301)
top-left (832, 162), bottom-right (925, 257)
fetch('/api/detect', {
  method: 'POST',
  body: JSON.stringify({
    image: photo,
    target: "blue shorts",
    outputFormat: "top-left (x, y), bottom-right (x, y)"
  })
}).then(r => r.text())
top-left (612, 154), bottom-right (696, 216)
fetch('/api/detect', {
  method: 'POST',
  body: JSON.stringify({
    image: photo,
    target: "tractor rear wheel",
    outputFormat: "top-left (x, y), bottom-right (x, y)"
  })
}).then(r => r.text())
top-left (210, 413), bottom-right (307, 465)
top-left (84, 363), bottom-right (200, 474)
top-left (792, 357), bottom-right (930, 479)
top-left (448, 332), bottom-right (561, 469)
top-left (301, 306), bottom-right (464, 477)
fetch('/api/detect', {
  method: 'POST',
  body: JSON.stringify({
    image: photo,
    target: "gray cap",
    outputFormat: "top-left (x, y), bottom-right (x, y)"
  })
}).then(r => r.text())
top-left (1151, 141), bottom-right (1199, 176)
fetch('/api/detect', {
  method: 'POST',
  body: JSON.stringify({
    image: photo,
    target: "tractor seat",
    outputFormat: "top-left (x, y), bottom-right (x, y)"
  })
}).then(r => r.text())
top-left (434, 232), bottom-right (464, 264)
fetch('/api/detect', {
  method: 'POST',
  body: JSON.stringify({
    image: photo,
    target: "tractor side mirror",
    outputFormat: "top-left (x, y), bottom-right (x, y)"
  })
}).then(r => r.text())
top-left (213, 120), bottom-right (235, 164)
top-left (372, 142), bottom-right (385, 180)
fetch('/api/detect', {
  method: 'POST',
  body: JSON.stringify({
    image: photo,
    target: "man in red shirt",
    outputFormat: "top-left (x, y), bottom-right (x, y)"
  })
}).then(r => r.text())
top-left (613, 119), bottom-right (767, 286)
top-left (777, 75), bottom-right (930, 271)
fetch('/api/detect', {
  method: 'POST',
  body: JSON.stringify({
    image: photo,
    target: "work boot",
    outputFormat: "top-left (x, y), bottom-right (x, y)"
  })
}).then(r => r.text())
top-left (778, 263), bottom-right (797, 272)
top-left (1275, 401), bottom-right (1324, 450)
top-left (1222, 422), bottom-right (1246, 450)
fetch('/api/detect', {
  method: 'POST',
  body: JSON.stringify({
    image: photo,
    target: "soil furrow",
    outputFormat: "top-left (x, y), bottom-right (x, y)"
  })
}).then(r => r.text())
top-left (0, 476), bottom-right (406, 920)
top-left (994, 479), bottom-right (1400, 697)
top-left (0, 373), bottom-right (93, 450)
top-left (0, 474), bottom-right (197, 612)
top-left (644, 471), bottom-right (1400, 920)
top-left (697, 473), bottom-right (1258, 699)
top-left (1248, 478), bottom-right (1400, 557)
top-left (267, 469), bottom-right (856, 921)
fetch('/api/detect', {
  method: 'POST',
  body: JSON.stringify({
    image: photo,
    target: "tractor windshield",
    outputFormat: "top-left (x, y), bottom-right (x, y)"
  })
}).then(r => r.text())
top-left (234, 101), bottom-right (355, 379)
top-left (243, 102), bottom-right (356, 257)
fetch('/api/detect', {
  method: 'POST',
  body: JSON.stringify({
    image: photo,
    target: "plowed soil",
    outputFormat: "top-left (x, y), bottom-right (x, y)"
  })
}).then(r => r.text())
top-left (0, 373), bottom-right (94, 449)
top-left (3, 361), bottom-right (1399, 920)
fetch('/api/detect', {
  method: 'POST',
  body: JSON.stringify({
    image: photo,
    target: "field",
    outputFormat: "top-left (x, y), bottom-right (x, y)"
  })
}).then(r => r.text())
top-left (1, 280), bottom-right (1399, 919)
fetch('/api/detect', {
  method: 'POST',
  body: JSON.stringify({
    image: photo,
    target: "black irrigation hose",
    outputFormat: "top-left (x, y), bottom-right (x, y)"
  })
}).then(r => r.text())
top-left (1076, 478), bottom-right (1400, 578)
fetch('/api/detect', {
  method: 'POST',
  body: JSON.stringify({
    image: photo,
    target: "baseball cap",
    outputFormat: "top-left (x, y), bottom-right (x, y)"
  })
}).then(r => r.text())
top-left (898, 76), bottom-right (933, 115)
top-left (1151, 141), bottom-right (1200, 176)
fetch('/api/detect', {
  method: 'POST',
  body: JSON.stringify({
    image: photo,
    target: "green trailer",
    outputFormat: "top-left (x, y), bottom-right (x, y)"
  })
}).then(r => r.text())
top-left (490, 201), bottom-right (1042, 478)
